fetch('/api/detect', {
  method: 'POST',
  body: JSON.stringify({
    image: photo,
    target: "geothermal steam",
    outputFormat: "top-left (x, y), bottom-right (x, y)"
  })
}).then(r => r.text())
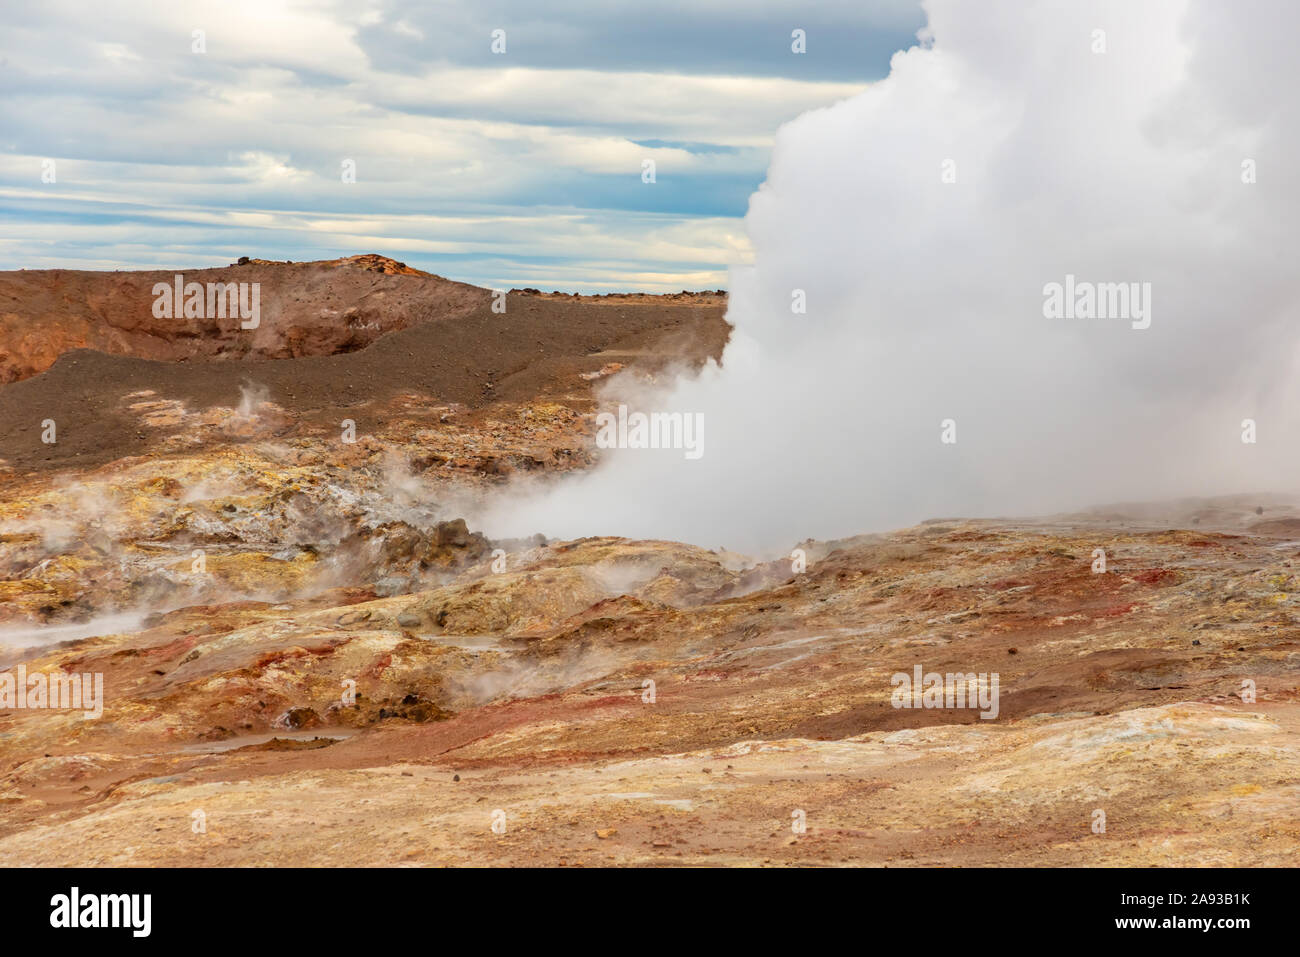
top-left (487, 0), bottom-right (1300, 552)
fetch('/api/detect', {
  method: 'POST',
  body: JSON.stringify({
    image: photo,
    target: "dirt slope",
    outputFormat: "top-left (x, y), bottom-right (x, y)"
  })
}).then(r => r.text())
top-left (0, 281), bottom-right (730, 473)
top-left (0, 255), bottom-right (488, 384)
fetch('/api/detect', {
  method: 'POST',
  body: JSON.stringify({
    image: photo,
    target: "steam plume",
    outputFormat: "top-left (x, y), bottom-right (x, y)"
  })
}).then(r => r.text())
top-left (485, 0), bottom-right (1300, 552)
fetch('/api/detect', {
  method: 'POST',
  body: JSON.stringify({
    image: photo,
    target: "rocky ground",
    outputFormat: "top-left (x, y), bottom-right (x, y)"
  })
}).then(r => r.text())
top-left (0, 259), bottom-right (1295, 866)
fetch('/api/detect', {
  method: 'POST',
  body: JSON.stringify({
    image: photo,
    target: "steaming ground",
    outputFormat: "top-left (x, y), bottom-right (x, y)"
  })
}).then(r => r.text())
top-left (480, 0), bottom-right (1300, 553)
top-left (2, 256), bottom-right (1298, 870)
top-left (1, 2), bottom-right (1298, 870)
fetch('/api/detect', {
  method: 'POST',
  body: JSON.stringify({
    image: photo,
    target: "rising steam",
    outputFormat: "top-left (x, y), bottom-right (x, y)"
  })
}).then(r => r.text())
top-left (482, 0), bottom-right (1300, 553)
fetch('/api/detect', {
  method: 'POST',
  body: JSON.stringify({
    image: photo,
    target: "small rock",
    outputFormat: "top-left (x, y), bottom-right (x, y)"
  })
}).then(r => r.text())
top-left (277, 707), bottom-right (321, 730)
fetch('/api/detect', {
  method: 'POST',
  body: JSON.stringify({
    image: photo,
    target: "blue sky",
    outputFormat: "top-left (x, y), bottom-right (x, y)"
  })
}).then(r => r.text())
top-left (0, 0), bottom-right (924, 291)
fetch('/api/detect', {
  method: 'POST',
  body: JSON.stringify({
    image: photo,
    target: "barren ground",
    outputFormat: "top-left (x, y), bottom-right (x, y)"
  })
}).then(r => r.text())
top-left (0, 260), bottom-right (1295, 866)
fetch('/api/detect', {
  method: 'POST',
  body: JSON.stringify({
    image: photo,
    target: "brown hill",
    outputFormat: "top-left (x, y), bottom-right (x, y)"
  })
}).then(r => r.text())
top-left (0, 271), bottom-right (730, 472)
top-left (0, 255), bottom-right (489, 384)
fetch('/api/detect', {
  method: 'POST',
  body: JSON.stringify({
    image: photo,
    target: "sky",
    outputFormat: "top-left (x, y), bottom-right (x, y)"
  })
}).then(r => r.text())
top-left (0, 0), bottom-right (925, 292)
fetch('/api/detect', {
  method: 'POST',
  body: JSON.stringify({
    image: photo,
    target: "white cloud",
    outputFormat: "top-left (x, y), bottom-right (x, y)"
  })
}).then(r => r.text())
top-left (0, 0), bottom-right (907, 287)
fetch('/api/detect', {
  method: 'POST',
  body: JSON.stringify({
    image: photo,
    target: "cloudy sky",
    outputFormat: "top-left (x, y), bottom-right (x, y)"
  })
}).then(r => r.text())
top-left (0, 0), bottom-right (924, 291)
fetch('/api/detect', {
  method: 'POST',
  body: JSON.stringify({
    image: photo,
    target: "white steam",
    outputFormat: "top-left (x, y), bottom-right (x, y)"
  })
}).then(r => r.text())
top-left (235, 381), bottom-right (271, 420)
top-left (483, 0), bottom-right (1300, 553)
